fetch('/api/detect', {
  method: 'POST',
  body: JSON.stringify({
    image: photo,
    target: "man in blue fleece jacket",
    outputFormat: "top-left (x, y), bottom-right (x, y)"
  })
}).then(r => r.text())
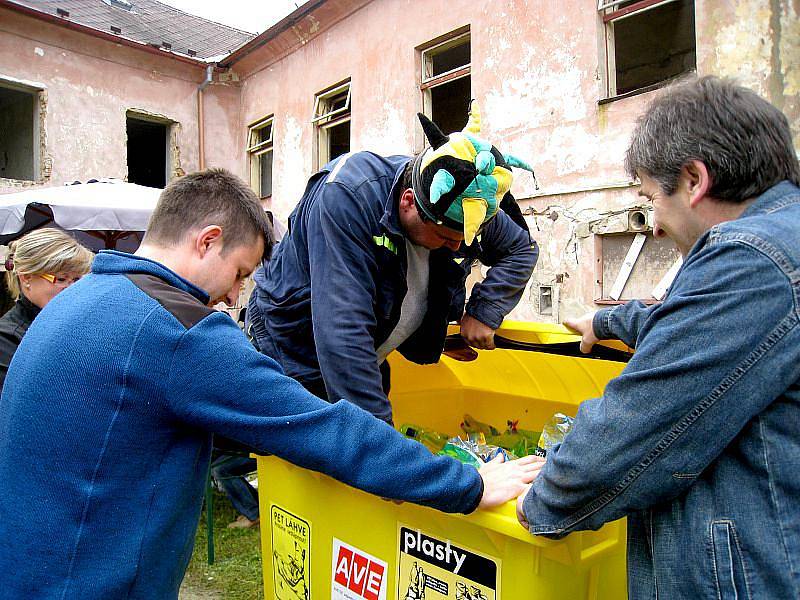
top-left (0, 170), bottom-right (541, 599)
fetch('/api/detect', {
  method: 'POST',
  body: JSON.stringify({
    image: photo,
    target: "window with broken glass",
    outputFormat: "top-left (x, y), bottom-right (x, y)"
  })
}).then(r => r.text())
top-left (600, 0), bottom-right (696, 99)
top-left (419, 30), bottom-right (471, 136)
top-left (247, 116), bottom-right (274, 199)
top-left (313, 81), bottom-right (351, 169)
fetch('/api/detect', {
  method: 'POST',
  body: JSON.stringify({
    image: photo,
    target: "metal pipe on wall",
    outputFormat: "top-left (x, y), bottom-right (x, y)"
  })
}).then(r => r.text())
top-left (197, 65), bottom-right (214, 170)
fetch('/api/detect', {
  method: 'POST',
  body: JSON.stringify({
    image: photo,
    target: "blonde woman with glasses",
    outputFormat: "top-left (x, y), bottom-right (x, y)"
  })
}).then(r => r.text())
top-left (0, 228), bottom-right (93, 390)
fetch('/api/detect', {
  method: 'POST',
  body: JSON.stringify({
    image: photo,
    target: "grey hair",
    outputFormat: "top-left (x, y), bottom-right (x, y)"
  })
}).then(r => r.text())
top-left (625, 76), bottom-right (800, 203)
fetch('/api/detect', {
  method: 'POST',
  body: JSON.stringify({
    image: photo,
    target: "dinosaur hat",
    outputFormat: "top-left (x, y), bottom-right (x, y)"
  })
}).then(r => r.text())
top-left (412, 101), bottom-right (536, 245)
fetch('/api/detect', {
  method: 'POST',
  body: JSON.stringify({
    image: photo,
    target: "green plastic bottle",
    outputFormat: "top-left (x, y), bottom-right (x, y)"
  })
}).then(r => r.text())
top-left (398, 424), bottom-right (450, 454)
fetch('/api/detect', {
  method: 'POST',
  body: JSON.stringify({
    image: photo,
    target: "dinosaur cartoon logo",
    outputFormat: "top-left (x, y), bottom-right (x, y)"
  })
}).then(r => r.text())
top-left (274, 541), bottom-right (309, 600)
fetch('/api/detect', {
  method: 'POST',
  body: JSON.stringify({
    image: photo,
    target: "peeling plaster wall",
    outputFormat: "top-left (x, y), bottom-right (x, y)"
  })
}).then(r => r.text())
top-left (0, 8), bottom-right (239, 194)
top-left (2, 1), bottom-right (795, 324)
top-left (202, 82), bottom-right (245, 177)
top-left (237, 0), bottom-right (799, 322)
top-left (697, 0), bottom-right (799, 149)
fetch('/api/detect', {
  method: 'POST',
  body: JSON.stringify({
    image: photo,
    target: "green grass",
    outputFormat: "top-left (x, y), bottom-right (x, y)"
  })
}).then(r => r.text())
top-left (183, 490), bottom-right (265, 600)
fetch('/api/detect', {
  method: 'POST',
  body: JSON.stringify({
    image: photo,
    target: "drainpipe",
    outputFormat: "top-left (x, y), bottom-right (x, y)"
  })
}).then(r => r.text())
top-left (197, 65), bottom-right (214, 170)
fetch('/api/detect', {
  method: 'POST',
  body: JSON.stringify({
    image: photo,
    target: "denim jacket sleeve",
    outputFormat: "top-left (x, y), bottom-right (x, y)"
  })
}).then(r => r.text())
top-left (466, 210), bottom-right (538, 329)
top-left (593, 301), bottom-right (662, 348)
top-left (304, 181), bottom-right (393, 422)
top-left (523, 238), bottom-right (800, 536)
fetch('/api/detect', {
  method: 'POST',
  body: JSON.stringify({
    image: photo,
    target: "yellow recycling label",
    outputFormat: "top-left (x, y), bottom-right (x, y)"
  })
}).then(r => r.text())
top-left (397, 526), bottom-right (500, 599)
top-left (271, 505), bottom-right (311, 600)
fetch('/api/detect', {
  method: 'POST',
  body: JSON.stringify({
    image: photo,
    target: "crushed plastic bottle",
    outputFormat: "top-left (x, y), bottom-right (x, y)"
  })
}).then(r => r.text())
top-left (486, 420), bottom-right (541, 458)
top-left (535, 413), bottom-right (574, 457)
top-left (460, 414), bottom-right (500, 437)
top-left (438, 436), bottom-right (513, 468)
top-left (399, 424), bottom-right (450, 454)
top-left (438, 438), bottom-right (484, 469)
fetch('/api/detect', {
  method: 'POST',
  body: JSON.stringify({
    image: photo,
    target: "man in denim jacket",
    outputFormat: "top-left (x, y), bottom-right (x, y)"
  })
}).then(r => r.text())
top-left (519, 77), bottom-right (800, 599)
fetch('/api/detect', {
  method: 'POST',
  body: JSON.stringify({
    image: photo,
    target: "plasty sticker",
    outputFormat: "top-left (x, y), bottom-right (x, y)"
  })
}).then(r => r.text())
top-left (397, 526), bottom-right (499, 599)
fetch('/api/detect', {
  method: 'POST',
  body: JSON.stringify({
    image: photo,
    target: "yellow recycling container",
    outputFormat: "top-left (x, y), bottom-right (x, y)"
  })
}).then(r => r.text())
top-left (257, 322), bottom-right (631, 599)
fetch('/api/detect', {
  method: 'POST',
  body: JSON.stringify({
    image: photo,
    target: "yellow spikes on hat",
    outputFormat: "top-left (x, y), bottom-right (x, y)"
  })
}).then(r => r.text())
top-left (461, 197), bottom-right (488, 246)
top-left (465, 101), bottom-right (481, 135)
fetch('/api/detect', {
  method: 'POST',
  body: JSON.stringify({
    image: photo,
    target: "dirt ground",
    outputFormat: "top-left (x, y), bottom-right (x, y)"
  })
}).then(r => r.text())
top-left (179, 582), bottom-right (221, 600)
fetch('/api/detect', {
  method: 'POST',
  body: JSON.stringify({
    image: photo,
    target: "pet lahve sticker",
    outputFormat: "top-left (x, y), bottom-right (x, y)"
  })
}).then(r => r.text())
top-left (397, 527), bottom-right (499, 599)
top-left (271, 505), bottom-right (311, 600)
top-left (331, 538), bottom-right (388, 600)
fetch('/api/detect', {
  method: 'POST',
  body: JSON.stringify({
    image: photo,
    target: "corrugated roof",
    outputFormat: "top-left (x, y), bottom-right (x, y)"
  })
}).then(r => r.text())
top-left (8, 0), bottom-right (255, 60)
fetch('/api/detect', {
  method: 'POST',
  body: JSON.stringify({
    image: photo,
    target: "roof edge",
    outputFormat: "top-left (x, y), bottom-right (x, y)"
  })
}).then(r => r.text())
top-left (0, 0), bottom-right (208, 68)
top-left (218, 0), bottom-right (328, 68)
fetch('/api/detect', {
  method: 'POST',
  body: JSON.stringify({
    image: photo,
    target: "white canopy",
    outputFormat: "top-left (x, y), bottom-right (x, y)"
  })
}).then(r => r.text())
top-left (0, 179), bottom-right (161, 235)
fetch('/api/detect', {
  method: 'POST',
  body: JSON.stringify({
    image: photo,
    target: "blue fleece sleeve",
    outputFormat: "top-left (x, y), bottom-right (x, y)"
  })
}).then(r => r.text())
top-left (593, 301), bottom-right (661, 348)
top-left (522, 242), bottom-right (800, 535)
top-left (466, 210), bottom-right (538, 329)
top-left (304, 181), bottom-right (392, 422)
top-left (165, 312), bottom-right (483, 514)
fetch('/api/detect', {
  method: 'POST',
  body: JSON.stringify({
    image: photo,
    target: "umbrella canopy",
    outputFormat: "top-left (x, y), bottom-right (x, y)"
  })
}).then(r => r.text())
top-left (0, 179), bottom-right (161, 250)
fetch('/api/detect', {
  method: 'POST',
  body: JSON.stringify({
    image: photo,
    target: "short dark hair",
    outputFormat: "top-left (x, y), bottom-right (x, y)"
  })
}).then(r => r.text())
top-left (145, 168), bottom-right (274, 260)
top-left (398, 159), bottom-right (414, 198)
top-left (625, 76), bottom-right (800, 203)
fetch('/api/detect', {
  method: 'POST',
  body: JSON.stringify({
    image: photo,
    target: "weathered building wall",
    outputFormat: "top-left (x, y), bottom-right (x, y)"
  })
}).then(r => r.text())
top-left (0, 7), bottom-right (243, 194)
top-left (235, 0), bottom-right (799, 323)
top-left (1, 0), bottom-right (796, 323)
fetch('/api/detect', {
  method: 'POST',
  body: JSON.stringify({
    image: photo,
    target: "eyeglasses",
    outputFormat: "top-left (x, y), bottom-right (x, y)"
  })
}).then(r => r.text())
top-left (39, 273), bottom-right (82, 288)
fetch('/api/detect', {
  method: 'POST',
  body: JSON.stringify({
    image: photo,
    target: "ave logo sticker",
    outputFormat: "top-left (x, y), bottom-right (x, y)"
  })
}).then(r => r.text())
top-left (331, 538), bottom-right (388, 600)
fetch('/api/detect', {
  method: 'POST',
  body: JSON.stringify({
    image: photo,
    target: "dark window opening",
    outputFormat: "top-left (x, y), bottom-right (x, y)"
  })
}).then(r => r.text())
top-left (431, 76), bottom-right (471, 135)
top-left (0, 86), bottom-right (36, 181)
top-left (612, 0), bottom-right (696, 95)
top-left (539, 286), bottom-right (553, 315)
top-left (327, 121), bottom-right (350, 162)
top-left (430, 40), bottom-right (471, 78)
top-left (126, 117), bottom-right (167, 188)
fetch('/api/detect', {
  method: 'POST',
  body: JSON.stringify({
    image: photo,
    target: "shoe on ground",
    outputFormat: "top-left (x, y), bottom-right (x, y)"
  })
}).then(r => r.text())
top-left (227, 515), bottom-right (260, 529)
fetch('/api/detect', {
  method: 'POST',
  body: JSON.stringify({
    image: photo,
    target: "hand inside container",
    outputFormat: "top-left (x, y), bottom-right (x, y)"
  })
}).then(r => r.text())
top-left (478, 454), bottom-right (545, 509)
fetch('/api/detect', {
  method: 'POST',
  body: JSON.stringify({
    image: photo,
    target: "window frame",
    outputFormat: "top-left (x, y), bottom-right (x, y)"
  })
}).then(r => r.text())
top-left (420, 31), bottom-right (471, 90)
top-left (417, 29), bottom-right (471, 144)
top-left (313, 81), bottom-right (352, 169)
top-left (125, 110), bottom-right (175, 189)
top-left (0, 79), bottom-right (43, 183)
top-left (247, 114), bottom-right (274, 200)
top-left (593, 230), bottom-right (681, 304)
top-left (600, 0), bottom-right (695, 100)
top-left (312, 81), bottom-right (351, 125)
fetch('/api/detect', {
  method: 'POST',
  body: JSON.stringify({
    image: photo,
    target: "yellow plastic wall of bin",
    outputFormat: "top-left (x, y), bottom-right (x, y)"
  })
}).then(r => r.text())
top-left (257, 322), bottom-right (630, 600)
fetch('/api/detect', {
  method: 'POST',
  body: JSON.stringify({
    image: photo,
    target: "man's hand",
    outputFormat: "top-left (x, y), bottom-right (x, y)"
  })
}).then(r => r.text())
top-left (477, 454), bottom-right (546, 509)
top-left (460, 314), bottom-right (496, 350)
top-left (564, 311), bottom-right (599, 354)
